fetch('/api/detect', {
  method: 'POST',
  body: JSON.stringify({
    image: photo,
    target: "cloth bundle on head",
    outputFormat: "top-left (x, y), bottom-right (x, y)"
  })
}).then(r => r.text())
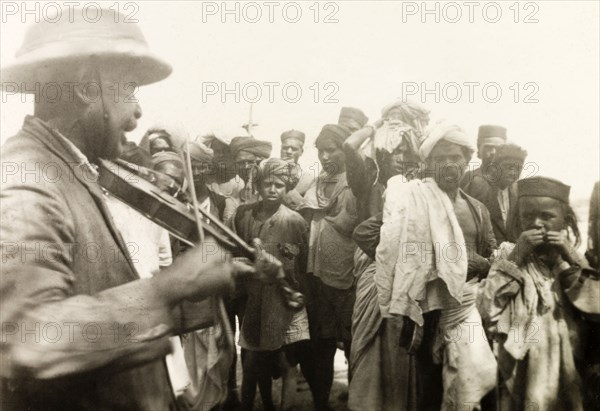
top-left (258, 158), bottom-right (300, 190)
top-left (229, 137), bottom-right (272, 159)
top-left (517, 177), bottom-right (570, 204)
top-left (477, 125), bottom-right (507, 147)
top-left (186, 141), bottom-right (214, 164)
top-left (315, 124), bottom-right (352, 148)
top-left (372, 121), bottom-right (422, 156)
top-left (419, 122), bottom-right (475, 161)
top-left (494, 143), bottom-right (528, 162)
top-left (381, 100), bottom-right (430, 130)
top-left (280, 129), bottom-right (306, 144)
top-left (200, 133), bottom-right (232, 147)
top-left (151, 151), bottom-right (184, 168)
top-left (338, 107), bottom-right (369, 130)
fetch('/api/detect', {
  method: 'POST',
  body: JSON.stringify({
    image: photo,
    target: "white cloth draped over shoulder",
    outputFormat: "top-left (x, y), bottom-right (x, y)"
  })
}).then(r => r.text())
top-left (375, 176), bottom-right (469, 326)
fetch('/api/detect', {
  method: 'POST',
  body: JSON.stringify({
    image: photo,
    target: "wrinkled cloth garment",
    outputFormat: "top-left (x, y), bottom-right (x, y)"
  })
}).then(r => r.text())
top-left (303, 172), bottom-right (359, 289)
top-left (433, 279), bottom-right (497, 411)
top-left (375, 176), bottom-right (468, 326)
top-left (178, 299), bottom-right (234, 411)
top-left (477, 242), bottom-right (587, 410)
top-left (368, 120), bottom-right (422, 158)
top-left (105, 196), bottom-right (191, 396)
top-left (348, 251), bottom-right (418, 411)
top-left (233, 202), bottom-right (309, 351)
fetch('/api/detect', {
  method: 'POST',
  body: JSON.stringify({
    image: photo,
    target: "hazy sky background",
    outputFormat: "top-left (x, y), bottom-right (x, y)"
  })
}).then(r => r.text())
top-left (1, 0), bottom-right (599, 199)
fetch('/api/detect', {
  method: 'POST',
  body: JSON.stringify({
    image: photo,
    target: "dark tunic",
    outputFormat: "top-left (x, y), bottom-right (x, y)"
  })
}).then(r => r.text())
top-left (233, 203), bottom-right (309, 351)
top-left (1, 116), bottom-right (212, 410)
top-left (461, 167), bottom-right (518, 244)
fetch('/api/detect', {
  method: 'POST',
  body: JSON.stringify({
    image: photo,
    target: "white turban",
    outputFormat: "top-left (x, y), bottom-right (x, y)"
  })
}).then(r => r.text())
top-left (419, 122), bottom-right (475, 160)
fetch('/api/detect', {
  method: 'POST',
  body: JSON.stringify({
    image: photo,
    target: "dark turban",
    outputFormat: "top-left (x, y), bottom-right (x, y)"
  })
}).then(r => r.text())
top-left (518, 177), bottom-right (570, 204)
top-left (229, 136), bottom-right (273, 159)
top-left (338, 107), bottom-right (368, 130)
top-left (315, 124), bottom-right (352, 149)
top-left (151, 151), bottom-right (184, 168)
top-left (258, 158), bottom-right (300, 190)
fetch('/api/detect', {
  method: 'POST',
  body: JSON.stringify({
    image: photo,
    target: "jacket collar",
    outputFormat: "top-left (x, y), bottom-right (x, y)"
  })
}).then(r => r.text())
top-left (21, 115), bottom-right (139, 279)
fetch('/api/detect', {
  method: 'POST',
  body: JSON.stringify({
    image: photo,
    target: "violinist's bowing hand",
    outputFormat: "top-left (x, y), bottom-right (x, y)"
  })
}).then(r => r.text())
top-left (231, 257), bottom-right (256, 282)
top-left (154, 242), bottom-right (235, 304)
top-left (248, 238), bottom-right (286, 283)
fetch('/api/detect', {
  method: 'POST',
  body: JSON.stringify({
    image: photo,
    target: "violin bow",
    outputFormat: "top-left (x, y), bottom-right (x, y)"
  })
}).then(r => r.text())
top-left (181, 135), bottom-right (234, 350)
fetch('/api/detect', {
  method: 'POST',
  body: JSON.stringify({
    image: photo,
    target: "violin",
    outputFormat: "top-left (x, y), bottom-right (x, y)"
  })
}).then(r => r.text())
top-left (97, 158), bottom-right (304, 309)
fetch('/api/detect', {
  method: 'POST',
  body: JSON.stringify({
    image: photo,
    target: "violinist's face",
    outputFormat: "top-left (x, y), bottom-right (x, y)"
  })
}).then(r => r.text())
top-left (95, 73), bottom-right (142, 160)
top-left (258, 177), bottom-right (287, 205)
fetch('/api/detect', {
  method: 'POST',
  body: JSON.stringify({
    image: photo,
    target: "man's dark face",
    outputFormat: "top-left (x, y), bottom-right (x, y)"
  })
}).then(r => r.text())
top-left (492, 157), bottom-right (524, 189)
top-left (154, 160), bottom-right (184, 189)
top-left (317, 140), bottom-right (345, 175)
top-left (192, 160), bottom-right (216, 188)
top-left (518, 196), bottom-right (566, 233)
top-left (258, 176), bottom-right (287, 206)
top-left (379, 137), bottom-right (421, 182)
top-left (518, 196), bottom-right (566, 257)
top-left (281, 139), bottom-right (304, 163)
top-left (426, 140), bottom-right (468, 193)
top-left (235, 151), bottom-right (261, 183)
top-left (478, 142), bottom-right (501, 167)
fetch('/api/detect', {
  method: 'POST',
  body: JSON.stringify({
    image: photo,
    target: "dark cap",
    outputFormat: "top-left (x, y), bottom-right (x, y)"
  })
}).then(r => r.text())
top-left (280, 129), bottom-right (306, 144)
top-left (517, 177), bottom-right (571, 204)
top-left (338, 107), bottom-right (368, 129)
top-left (477, 125), bottom-right (507, 147)
top-left (315, 124), bottom-right (352, 148)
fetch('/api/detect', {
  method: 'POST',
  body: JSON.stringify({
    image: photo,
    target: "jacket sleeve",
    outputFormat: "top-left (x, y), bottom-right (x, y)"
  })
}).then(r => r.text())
top-left (0, 171), bottom-right (175, 380)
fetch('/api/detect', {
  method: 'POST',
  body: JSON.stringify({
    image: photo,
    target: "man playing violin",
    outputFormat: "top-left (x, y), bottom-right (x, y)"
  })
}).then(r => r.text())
top-left (0, 9), bottom-right (281, 411)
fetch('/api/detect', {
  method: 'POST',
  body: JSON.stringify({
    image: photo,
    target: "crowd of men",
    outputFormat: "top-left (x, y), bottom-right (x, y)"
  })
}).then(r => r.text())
top-left (1, 8), bottom-right (599, 411)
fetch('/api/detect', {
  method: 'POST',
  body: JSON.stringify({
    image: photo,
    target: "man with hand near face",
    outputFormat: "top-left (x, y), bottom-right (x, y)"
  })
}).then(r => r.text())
top-left (478, 177), bottom-right (600, 410)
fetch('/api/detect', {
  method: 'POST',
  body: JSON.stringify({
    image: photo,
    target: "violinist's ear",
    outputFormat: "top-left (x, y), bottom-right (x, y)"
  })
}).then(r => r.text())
top-left (71, 65), bottom-right (99, 108)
